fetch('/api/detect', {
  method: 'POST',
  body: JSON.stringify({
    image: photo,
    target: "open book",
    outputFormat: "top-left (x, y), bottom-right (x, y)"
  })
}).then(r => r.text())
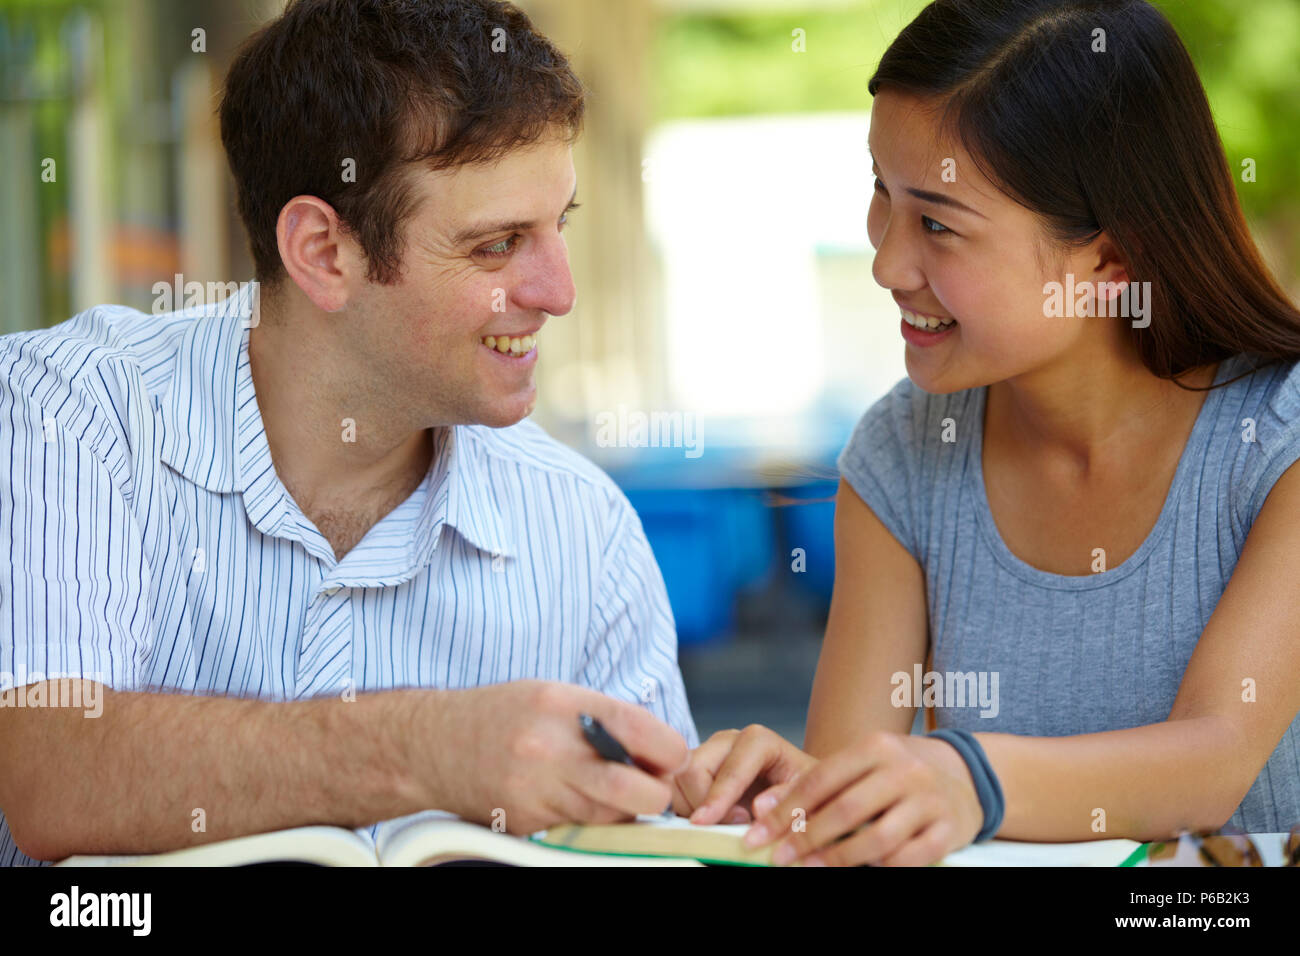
top-left (55, 810), bottom-right (1144, 866)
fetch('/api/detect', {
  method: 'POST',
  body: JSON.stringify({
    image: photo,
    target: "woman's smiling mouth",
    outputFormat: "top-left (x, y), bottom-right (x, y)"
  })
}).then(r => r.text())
top-left (900, 307), bottom-right (957, 331)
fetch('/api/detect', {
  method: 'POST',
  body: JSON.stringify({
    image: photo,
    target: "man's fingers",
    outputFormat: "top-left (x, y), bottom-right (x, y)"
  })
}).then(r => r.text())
top-left (588, 695), bottom-right (689, 777)
top-left (569, 757), bottom-right (674, 819)
top-left (556, 782), bottom-right (639, 827)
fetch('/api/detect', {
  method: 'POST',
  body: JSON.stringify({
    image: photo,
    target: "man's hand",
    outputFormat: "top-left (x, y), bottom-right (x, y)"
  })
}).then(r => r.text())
top-left (671, 724), bottom-right (817, 825)
top-left (425, 680), bottom-right (689, 836)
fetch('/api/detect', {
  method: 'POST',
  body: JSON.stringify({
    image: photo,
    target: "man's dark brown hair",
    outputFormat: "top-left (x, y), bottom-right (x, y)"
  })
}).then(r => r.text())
top-left (219, 0), bottom-right (585, 289)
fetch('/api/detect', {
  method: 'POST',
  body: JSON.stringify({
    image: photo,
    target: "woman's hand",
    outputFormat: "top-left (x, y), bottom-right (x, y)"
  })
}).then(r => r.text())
top-left (672, 725), bottom-right (818, 825)
top-left (742, 731), bottom-right (985, 866)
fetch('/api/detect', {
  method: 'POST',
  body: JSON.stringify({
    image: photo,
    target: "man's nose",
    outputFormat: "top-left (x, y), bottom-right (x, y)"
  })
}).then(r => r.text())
top-left (515, 234), bottom-right (576, 317)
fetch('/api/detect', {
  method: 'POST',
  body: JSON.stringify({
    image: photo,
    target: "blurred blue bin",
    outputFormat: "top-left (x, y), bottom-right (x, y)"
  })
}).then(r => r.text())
top-left (621, 486), bottom-right (775, 646)
top-left (779, 481), bottom-right (838, 603)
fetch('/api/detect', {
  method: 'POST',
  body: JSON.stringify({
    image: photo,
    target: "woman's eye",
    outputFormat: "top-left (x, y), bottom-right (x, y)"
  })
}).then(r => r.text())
top-left (874, 178), bottom-right (951, 236)
top-left (478, 236), bottom-right (518, 258)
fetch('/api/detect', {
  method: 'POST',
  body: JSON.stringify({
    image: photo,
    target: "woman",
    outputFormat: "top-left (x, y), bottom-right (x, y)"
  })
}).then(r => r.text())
top-left (671, 0), bottom-right (1300, 866)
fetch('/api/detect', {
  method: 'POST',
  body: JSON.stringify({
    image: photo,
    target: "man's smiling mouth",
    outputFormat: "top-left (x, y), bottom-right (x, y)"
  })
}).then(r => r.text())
top-left (481, 333), bottom-right (537, 356)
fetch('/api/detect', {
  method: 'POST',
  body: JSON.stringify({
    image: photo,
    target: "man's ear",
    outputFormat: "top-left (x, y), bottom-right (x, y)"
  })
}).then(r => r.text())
top-left (275, 195), bottom-right (364, 312)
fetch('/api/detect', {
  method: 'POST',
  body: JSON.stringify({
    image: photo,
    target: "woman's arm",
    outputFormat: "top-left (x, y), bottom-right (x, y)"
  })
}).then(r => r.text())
top-left (805, 478), bottom-right (930, 754)
top-left (981, 459), bottom-right (1300, 842)
top-left (975, 718), bottom-right (1241, 842)
top-left (741, 461), bottom-right (1300, 864)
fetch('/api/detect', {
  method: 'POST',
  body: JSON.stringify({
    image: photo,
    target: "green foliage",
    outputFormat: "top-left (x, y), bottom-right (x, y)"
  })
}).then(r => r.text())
top-left (652, 2), bottom-right (928, 119)
top-left (1159, 0), bottom-right (1300, 230)
top-left (653, 0), bottom-right (1300, 273)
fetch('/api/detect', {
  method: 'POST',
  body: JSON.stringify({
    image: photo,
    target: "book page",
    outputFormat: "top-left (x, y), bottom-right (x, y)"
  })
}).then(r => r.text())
top-left (623, 813), bottom-right (751, 835)
top-left (58, 826), bottom-right (379, 867)
top-left (937, 837), bottom-right (1141, 866)
top-left (372, 809), bottom-right (462, 860)
top-left (374, 810), bottom-right (700, 866)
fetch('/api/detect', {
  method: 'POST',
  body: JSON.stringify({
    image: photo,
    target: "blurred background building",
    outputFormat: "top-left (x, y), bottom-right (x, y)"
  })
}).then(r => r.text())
top-left (2, 0), bottom-right (1298, 744)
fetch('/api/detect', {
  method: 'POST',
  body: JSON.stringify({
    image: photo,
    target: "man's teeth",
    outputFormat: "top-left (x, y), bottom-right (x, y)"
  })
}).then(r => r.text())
top-left (901, 308), bottom-right (957, 331)
top-left (481, 334), bottom-right (537, 355)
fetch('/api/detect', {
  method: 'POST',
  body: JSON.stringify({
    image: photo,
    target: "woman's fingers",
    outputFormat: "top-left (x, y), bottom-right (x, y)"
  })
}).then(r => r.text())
top-left (805, 796), bottom-right (938, 867)
top-left (746, 736), bottom-right (901, 852)
top-left (749, 743), bottom-right (881, 843)
top-left (687, 725), bottom-right (796, 825)
top-left (875, 819), bottom-right (955, 867)
top-left (766, 770), bottom-right (904, 863)
top-left (752, 780), bottom-right (794, 816)
top-left (671, 730), bottom-right (739, 816)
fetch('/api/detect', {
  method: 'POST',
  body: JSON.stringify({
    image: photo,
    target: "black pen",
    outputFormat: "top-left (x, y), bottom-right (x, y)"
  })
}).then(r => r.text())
top-left (578, 713), bottom-right (676, 816)
top-left (578, 713), bottom-right (635, 764)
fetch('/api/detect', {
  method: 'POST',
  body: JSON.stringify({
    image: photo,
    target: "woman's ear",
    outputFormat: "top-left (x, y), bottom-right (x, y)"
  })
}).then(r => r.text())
top-left (1089, 233), bottom-right (1133, 290)
top-left (275, 195), bottom-right (365, 313)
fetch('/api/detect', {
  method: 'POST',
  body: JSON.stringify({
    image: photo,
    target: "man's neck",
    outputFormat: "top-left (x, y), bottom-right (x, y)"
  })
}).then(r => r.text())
top-left (247, 306), bottom-right (435, 513)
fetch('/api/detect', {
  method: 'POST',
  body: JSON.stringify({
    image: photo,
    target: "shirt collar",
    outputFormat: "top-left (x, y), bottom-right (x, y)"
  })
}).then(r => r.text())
top-left (157, 284), bottom-right (513, 563)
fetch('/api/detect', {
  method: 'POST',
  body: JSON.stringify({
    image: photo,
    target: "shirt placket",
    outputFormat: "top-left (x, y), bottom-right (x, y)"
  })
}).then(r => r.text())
top-left (293, 583), bottom-right (353, 699)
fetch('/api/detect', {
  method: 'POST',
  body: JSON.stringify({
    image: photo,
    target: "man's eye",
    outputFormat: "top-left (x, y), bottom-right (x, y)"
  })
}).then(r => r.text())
top-left (561, 201), bottom-right (581, 229)
top-left (478, 236), bottom-right (518, 258)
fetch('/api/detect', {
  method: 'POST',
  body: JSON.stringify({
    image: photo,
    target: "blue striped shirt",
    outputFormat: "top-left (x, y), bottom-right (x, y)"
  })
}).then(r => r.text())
top-left (0, 286), bottom-right (698, 866)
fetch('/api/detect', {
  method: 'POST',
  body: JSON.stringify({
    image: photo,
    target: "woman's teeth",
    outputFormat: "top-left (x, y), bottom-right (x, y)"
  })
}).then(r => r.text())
top-left (901, 308), bottom-right (957, 331)
top-left (481, 334), bottom-right (537, 355)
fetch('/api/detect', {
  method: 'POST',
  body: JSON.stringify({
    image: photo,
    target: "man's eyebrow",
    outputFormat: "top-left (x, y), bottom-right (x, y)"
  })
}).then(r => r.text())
top-left (452, 187), bottom-right (580, 245)
top-left (871, 158), bottom-right (986, 220)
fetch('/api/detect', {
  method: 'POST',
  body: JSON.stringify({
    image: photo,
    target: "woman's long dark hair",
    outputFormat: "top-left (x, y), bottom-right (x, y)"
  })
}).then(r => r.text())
top-left (868, 0), bottom-right (1300, 390)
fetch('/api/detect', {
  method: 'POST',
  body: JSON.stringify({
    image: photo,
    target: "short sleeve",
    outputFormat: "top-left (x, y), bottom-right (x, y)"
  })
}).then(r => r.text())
top-left (1231, 359), bottom-right (1300, 537)
top-left (836, 377), bottom-right (924, 561)
top-left (578, 494), bottom-right (700, 749)
top-left (0, 342), bottom-right (151, 693)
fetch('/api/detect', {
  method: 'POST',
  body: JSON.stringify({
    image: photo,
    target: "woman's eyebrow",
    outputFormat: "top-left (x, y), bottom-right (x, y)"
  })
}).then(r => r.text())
top-left (872, 159), bottom-right (987, 220)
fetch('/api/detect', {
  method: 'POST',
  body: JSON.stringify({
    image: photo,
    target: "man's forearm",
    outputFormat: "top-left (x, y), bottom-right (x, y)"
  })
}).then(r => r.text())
top-left (975, 716), bottom-right (1248, 843)
top-left (0, 681), bottom-right (440, 861)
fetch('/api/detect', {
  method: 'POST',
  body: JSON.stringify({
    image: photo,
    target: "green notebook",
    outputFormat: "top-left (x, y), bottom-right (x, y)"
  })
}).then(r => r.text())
top-left (535, 814), bottom-right (1145, 866)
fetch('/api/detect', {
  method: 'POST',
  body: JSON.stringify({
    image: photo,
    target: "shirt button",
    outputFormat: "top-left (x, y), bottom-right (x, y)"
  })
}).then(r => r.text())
top-left (323, 586), bottom-right (340, 596)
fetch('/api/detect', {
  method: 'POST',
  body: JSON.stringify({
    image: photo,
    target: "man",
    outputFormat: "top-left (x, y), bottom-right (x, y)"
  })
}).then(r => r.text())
top-left (0, 0), bottom-right (697, 866)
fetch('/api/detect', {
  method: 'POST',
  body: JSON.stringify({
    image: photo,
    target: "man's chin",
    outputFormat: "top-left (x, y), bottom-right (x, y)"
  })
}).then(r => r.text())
top-left (475, 393), bottom-right (538, 429)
